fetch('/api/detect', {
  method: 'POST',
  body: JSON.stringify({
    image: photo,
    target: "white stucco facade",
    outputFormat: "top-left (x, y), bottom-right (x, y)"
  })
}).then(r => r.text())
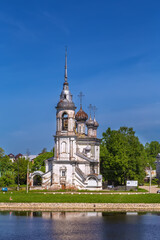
top-left (30, 53), bottom-right (102, 190)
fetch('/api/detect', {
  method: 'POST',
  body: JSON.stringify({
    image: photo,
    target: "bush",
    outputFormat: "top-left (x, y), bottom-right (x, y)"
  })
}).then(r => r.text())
top-left (0, 173), bottom-right (15, 187)
top-left (152, 178), bottom-right (158, 185)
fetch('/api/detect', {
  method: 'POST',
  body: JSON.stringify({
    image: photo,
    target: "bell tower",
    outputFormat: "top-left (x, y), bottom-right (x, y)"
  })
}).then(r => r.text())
top-left (54, 49), bottom-right (77, 161)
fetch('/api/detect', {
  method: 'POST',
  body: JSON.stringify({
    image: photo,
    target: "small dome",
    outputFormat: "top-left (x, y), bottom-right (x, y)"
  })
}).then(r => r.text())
top-left (86, 116), bottom-right (94, 127)
top-left (75, 107), bottom-right (88, 121)
top-left (85, 145), bottom-right (91, 151)
top-left (94, 118), bottom-right (99, 128)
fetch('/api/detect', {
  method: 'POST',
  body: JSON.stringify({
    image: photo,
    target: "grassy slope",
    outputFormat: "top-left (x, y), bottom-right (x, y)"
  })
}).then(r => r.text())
top-left (0, 192), bottom-right (160, 203)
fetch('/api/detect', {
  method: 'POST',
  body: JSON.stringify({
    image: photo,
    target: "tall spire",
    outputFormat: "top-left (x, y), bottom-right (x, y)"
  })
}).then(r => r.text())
top-left (64, 47), bottom-right (67, 82)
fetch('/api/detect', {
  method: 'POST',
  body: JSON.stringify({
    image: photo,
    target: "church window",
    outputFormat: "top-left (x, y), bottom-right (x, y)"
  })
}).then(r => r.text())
top-left (62, 170), bottom-right (66, 177)
top-left (62, 112), bottom-right (68, 131)
top-left (64, 94), bottom-right (66, 99)
top-left (62, 141), bottom-right (67, 153)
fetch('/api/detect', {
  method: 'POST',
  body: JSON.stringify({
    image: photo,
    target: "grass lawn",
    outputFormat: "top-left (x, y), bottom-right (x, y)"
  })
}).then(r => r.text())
top-left (30, 187), bottom-right (148, 193)
top-left (0, 192), bottom-right (160, 203)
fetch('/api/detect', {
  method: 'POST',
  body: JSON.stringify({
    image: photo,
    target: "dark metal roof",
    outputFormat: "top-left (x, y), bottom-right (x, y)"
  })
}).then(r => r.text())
top-left (75, 107), bottom-right (88, 121)
top-left (56, 99), bottom-right (76, 109)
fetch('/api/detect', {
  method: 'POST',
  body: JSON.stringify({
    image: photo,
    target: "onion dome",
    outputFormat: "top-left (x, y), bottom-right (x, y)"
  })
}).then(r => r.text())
top-left (86, 116), bottom-right (94, 127)
top-left (75, 107), bottom-right (88, 121)
top-left (93, 118), bottom-right (99, 128)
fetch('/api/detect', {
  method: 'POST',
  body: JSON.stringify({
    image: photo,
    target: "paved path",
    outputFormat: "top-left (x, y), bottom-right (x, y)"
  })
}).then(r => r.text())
top-left (140, 185), bottom-right (160, 193)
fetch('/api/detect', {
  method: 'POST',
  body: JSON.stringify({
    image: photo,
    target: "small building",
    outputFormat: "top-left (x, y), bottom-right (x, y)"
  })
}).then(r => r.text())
top-left (8, 153), bottom-right (15, 162)
top-left (15, 153), bottom-right (23, 161)
top-left (145, 167), bottom-right (156, 180)
top-left (23, 155), bottom-right (38, 163)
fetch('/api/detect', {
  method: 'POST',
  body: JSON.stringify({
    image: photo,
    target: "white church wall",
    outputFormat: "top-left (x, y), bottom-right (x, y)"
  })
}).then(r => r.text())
top-left (53, 164), bottom-right (74, 186)
top-left (78, 164), bottom-right (86, 174)
top-left (94, 145), bottom-right (100, 161)
top-left (87, 178), bottom-right (98, 187)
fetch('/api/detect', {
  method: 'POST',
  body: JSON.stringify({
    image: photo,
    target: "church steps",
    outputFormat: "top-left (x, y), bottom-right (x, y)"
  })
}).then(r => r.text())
top-left (76, 152), bottom-right (97, 163)
top-left (75, 166), bottom-right (87, 182)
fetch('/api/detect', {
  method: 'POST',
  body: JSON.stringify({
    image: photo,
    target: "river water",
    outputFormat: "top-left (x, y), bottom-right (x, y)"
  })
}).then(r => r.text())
top-left (0, 211), bottom-right (160, 240)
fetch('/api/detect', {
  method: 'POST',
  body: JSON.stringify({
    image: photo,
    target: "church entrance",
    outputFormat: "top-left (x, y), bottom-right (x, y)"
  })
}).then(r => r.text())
top-left (33, 175), bottom-right (42, 186)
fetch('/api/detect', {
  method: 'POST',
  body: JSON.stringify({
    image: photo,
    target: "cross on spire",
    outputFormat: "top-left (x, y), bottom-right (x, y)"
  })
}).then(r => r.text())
top-left (78, 91), bottom-right (84, 108)
top-left (88, 104), bottom-right (93, 118)
top-left (64, 46), bottom-right (67, 82)
top-left (92, 105), bottom-right (97, 118)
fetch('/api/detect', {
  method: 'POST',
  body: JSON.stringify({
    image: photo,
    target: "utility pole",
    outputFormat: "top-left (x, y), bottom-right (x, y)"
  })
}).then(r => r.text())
top-left (17, 158), bottom-right (19, 191)
top-left (149, 165), bottom-right (152, 194)
top-left (26, 161), bottom-right (29, 194)
top-left (26, 149), bottom-right (30, 194)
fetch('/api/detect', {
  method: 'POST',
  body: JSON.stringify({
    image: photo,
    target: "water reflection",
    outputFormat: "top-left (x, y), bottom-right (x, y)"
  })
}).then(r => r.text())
top-left (0, 211), bottom-right (160, 240)
top-left (2, 211), bottom-right (101, 219)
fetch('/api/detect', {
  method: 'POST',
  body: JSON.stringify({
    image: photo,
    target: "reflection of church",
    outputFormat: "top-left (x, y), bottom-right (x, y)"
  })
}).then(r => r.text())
top-left (30, 52), bottom-right (102, 190)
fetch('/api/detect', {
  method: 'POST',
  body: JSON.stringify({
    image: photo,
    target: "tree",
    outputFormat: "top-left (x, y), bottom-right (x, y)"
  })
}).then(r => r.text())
top-left (0, 148), bottom-right (4, 158)
top-left (31, 151), bottom-right (54, 172)
top-left (41, 148), bottom-right (47, 154)
top-left (145, 141), bottom-right (160, 169)
top-left (100, 127), bottom-right (147, 185)
top-left (0, 155), bottom-right (13, 174)
top-left (0, 148), bottom-right (14, 186)
top-left (13, 157), bottom-right (29, 185)
top-left (0, 173), bottom-right (15, 187)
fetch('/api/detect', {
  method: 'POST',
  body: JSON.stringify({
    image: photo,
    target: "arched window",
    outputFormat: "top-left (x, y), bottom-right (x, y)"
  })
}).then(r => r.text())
top-left (62, 112), bottom-right (68, 131)
top-left (62, 141), bottom-right (67, 153)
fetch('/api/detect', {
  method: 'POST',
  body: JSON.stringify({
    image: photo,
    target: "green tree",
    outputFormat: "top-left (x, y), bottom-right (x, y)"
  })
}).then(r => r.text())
top-left (31, 151), bottom-right (54, 172)
top-left (13, 157), bottom-right (29, 185)
top-left (0, 148), bottom-right (14, 186)
top-left (0, 148), bottom-right (4, 158)
top-left (0, 155), bottom-right (13, 174)
top-left (41, 148), bottom-right (47, 154)
top-left (0, 173), bottom-right (15, 187)
top-left (100, 127), bottom-right (147, 185)
top-left (145, 141), bottom-right (160, 169)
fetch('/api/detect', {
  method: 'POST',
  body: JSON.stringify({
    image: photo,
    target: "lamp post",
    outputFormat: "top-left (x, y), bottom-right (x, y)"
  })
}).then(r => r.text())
top-left (26, 161), bottom-right (30, 194)
top-left (17, 158), bottom-right (19, 191)
top-left (149, 165), bottom-right (152, 194)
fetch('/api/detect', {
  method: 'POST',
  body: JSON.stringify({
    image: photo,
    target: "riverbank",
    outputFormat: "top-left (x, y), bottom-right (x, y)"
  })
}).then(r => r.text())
top-left (1, 202), bottom-right (160, 212)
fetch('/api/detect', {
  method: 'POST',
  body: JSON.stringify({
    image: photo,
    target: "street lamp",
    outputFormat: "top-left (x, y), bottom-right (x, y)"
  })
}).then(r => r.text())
top-left (26, 161), bottom-right (29, 193)
top-left (17, 158), bottom-right (19, 191)
top-left (149, 165), bottom-right (152, 194)
top-left (147, 163), bottom-right (152, 194)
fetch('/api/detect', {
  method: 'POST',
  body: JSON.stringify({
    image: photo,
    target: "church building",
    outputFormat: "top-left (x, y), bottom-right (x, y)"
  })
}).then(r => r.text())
top-left (30, 52), bottom-right (102, 190)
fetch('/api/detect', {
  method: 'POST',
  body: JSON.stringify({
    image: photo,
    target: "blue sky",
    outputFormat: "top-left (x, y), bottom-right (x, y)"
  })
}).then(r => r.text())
top-left (0, 0), bottom-right (160, 154)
